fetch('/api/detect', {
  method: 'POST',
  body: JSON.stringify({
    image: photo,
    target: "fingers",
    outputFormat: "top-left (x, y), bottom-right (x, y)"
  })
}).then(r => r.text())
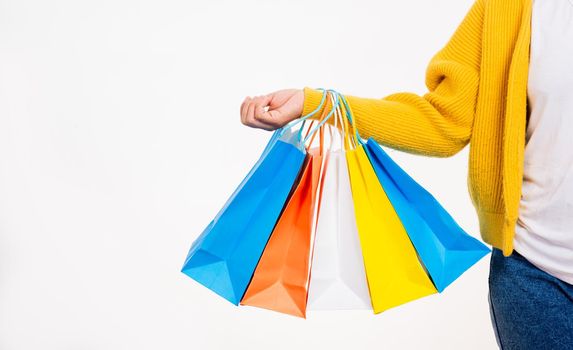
top-left (253, 95), bottom-right (282, 127)
top-left (241, 95), bottom-right (280, 131)
top-left (240, 96), bottom-right (252, 125)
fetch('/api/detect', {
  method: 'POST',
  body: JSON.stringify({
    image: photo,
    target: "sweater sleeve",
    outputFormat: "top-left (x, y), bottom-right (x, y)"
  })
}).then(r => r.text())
top-left (302, 0), bottom-right (485, 157)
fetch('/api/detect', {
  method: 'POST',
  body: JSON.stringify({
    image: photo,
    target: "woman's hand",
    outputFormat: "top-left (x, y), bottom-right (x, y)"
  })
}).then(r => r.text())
top-left (240, 89), bottom-right (304, 130)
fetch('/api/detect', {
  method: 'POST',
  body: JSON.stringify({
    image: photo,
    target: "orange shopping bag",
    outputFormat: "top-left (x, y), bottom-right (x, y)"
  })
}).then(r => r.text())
top-left (240, 102), bottom-right (333, 318)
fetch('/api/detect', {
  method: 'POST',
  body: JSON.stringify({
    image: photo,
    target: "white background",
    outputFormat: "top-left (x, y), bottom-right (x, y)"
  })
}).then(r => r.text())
top-left (0, 0), bottom-right (497, 349)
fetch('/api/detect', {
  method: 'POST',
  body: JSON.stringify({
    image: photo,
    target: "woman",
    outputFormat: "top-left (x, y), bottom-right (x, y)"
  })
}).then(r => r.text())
top-left (240, 0), bottom-right (573, 348)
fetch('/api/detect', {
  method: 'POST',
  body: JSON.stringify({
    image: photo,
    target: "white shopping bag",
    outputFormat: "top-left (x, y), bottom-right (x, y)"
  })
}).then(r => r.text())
top-left (307, 145), bottom-right (372, 310)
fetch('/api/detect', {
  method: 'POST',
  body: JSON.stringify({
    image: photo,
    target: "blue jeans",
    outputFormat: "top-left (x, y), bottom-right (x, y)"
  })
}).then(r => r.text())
top-left (488, 247), bottom-right (573, 350)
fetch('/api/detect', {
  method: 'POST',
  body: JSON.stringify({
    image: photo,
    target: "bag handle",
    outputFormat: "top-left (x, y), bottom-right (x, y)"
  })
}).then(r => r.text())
top-left (304, 91), bottom-right (336, 154)
top-left (333, 93), bottom-right (345, 150)
top-left (302, 89), bottom-right (341, 144)
top-left (310, 90), bottom-right (347, 156)
top-left (328, 92), bottom-right (343, 152)
top-left (331, 90), bottom-right (364, 150)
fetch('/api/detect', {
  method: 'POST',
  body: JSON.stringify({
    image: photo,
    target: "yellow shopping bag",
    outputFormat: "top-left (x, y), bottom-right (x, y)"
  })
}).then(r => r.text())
top-left (340, 96), bottom-right (437, 314)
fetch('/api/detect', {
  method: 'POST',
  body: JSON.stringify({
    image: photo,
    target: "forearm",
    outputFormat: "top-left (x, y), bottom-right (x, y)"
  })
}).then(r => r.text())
top-left (303, 86), bottom-right (474, 157)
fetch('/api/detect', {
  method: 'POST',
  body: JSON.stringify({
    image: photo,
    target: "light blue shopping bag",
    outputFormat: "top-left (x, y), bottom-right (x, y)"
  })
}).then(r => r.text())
top-left (364, 138), bottom-right (490, 292)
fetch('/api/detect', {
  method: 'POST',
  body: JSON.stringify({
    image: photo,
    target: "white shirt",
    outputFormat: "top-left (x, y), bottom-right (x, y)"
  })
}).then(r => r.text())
top-left (513, 0), bottom-right (573, 285)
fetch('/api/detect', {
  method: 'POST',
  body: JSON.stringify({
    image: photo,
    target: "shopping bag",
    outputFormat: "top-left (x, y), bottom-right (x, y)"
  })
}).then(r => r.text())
top-left (240, 118), bottom-right (329, 318)
top-left (340, 97), bottom-right (437, 314)
top-left (307, 101), bottom-right (371, 311)
top-left (180, 127), bottom-right (306, 305)
top-left (364, 138), bottom-right (490, 292)
top-left (180, 89), bottom-right (332, 307)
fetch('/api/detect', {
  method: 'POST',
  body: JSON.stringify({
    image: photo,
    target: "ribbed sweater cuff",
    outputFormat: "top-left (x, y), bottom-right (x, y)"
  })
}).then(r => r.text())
top-left (477, 210), bottom-right (515, 257)
top-left (302, 87), bottom-right (327, 119)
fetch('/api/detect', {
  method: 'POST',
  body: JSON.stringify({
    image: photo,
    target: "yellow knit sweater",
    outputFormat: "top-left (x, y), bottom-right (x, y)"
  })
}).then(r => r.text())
top-left (302, 0), bottom-right (532, 257)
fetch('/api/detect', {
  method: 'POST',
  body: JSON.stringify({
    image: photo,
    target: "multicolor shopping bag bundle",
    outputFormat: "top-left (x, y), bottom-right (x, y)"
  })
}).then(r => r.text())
top-left (181, 89), bottom-right (490, 318)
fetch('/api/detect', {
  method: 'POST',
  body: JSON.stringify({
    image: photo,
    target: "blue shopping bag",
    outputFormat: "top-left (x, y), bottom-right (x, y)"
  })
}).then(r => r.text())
top-left (181, 128), bottom-right (306, 305)
top-left (364, 138), bottom-right (490, 292)
top-left (181, 89), bottom-right (334, 305)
